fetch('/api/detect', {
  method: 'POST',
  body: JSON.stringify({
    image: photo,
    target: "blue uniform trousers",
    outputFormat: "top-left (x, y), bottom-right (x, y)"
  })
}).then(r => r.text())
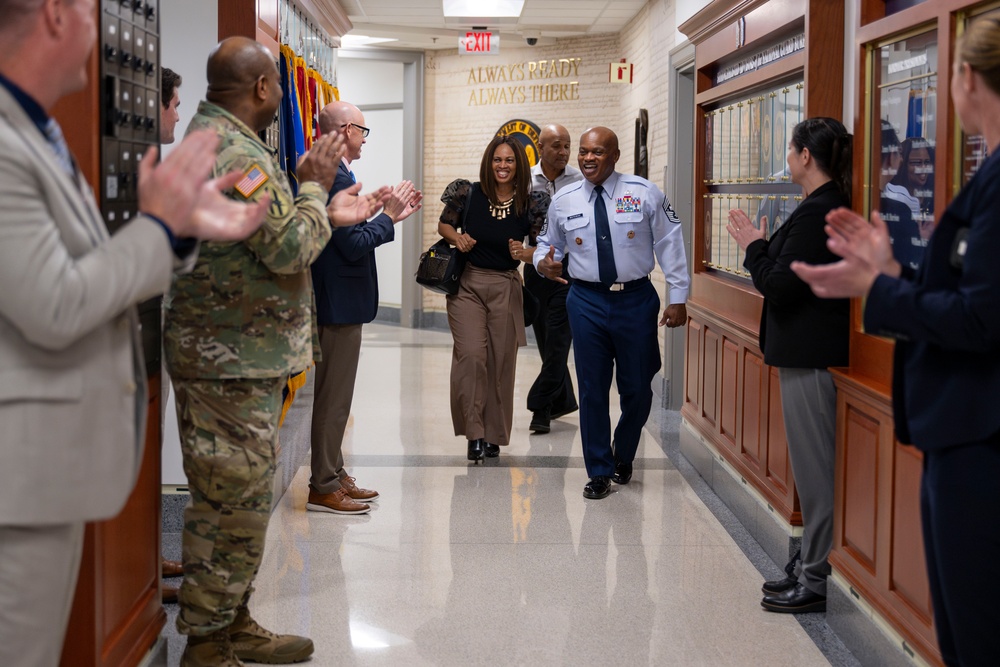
top-left (920, 436), bottom-right (1000, 666)
top-left (566, 281), bottom-right (661, 478)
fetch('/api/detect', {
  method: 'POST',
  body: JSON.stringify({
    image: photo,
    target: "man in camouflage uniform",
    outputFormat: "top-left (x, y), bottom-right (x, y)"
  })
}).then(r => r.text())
top-left (164, 37), bottom-right (389, 667)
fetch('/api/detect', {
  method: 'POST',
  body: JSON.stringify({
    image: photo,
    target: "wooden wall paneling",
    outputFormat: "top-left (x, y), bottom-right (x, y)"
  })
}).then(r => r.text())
top-left (720, 337), bottom-right (740, 447)
top-left (804, 0), bottom-right (845, 118)
top-left (690, 0), bottom-right (805, 69)
top-left (61, 378), bottom-right (165, 667)
top-left (889, 443), bottom-right (932, 621)
top-left (764, 365), bottom-right (791, 495)
top-left (694, 53), bottom-right (804, 106)
top-left (840, 401), bottom-right (880, 573)
top-left (51, 54), bottom-right (101, 193)
top-left (702, 327), bottom-right (720, 431)
top-left (218, 0), bottom-right (255, 40)
top-left (741, 347), bottom-right (764, 469)
top-left (686, 319), bottom-right (703, 409)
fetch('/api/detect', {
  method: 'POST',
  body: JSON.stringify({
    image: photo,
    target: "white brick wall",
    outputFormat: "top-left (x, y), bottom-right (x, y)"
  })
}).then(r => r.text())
top-left (420, 0), bottom-right (682, 316)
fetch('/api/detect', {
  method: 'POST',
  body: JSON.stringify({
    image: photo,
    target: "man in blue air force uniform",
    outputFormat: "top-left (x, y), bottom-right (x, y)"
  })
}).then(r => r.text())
top-left (534, 126), bottom-right (689, 500)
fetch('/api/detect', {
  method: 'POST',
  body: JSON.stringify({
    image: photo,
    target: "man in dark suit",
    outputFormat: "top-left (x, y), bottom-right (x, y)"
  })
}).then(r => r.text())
top-left (0, 1), bottom-right (268, 664)
top-left (306, 101), bottom-right (422, 515)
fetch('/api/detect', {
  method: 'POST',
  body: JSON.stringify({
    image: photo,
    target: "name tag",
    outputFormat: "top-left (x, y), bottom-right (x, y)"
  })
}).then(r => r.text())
top-left (567, 213), bottom-right (584, 220)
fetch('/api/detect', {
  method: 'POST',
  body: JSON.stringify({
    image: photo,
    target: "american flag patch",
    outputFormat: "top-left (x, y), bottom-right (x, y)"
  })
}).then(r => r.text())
top-left (234, 164), bottom-right (269, 198)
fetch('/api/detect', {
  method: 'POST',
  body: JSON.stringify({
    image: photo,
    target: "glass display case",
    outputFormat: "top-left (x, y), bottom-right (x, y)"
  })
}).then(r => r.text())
top-left (702, 80), bottom-right (805, 275)
top-left (867, 29), bottom-right (938, 271)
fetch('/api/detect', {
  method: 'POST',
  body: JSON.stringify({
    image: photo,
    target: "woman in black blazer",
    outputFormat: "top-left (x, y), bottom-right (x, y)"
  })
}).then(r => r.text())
top-left (727, 117), bottom-right (853, 614)
top-left (793, 18), bottom-right (1000, 665)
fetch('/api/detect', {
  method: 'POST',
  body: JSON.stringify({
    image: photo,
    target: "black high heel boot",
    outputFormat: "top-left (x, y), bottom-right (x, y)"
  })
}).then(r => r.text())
top-left (483, 442), bottom-right (500, 458)
top-left (467, 439), bottom-right (485, 463)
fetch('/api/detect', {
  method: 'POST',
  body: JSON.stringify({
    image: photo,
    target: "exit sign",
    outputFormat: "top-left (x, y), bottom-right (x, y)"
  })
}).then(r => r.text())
top-left (460, 31), bottom-right (499, 55)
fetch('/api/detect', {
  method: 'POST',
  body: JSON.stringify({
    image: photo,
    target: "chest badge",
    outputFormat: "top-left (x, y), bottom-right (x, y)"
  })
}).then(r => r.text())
top-left (627, 230), bottom-right (635, 239)
top-left (575, 237), bottom-right (583, 245)
top-left (616, 191), bottom-right (642, 214)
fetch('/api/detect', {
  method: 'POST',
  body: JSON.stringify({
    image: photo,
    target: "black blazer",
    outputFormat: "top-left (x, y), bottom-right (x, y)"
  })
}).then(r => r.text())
top-left (866, 149), bottom-right (1000, 451)
top-left (744, 181), bottom-right (850, 368)
top-left (311, 163), bottom-right (394, 325)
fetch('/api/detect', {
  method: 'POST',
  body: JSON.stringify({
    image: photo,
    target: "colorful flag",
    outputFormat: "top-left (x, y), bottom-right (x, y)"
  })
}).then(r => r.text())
top-left (234, 164), bottom-right (269, 198)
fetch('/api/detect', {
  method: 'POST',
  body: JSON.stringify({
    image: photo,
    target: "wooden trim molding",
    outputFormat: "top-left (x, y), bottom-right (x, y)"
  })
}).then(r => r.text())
top-left (679, 0), bottom-right (770, 43)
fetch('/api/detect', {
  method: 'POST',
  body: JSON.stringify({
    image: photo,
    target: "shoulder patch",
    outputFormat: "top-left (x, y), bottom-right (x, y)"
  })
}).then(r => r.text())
top-left (663, 197), bottom-right (681, 224)
top-left (234, 164), bottom-right (270, 199)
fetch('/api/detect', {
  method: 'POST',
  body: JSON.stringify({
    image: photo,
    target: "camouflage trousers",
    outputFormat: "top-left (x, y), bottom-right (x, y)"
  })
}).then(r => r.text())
top-left (171, 376), bottom-right (285, 635)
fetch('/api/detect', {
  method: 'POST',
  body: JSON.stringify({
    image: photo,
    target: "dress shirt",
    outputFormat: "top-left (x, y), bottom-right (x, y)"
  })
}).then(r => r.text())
top-left (533, 171), bottom-right (689, 304)
top-left (530, 162), bottom-right (583, 195)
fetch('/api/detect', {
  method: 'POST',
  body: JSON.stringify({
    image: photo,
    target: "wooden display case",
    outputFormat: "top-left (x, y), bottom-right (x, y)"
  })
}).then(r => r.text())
top-left (679, 0), bottom-right (846, 530)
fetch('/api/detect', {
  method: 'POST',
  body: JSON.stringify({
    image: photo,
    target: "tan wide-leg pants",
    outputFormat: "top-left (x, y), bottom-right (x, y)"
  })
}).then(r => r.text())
top-left (446, 265), bottom-right (526, 447)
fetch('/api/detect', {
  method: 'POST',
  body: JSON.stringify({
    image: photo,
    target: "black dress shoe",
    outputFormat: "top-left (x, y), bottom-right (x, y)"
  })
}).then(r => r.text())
top-left (467, 439), bottom-right (484, 462)
top-left (483, 442), bottom-right (500, 458)
top-left (612, 460), bottom-right (633, 484)
top-left (762, 574), bottom-right (799, 595)
top-left (761, 583), bottom-right (826, 613)
top-left (529, 408), bottom-right (551, 434)
top-left (583, 476), bottom-right (612, 499)
top-left (551, 404), bottom-right (578, 420)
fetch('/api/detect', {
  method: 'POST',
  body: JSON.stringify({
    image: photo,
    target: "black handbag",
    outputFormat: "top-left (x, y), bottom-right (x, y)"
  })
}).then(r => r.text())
top-left (416, 239), bottom-right (466, 295)
top-left (416, 186), bottom-right (473, 295)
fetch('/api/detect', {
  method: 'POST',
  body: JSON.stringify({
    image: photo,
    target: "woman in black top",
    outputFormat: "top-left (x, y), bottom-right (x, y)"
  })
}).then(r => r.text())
top-left (727, 117), bottom-right (852, 614)
top-left (438, 135), bottom-right (549, 462)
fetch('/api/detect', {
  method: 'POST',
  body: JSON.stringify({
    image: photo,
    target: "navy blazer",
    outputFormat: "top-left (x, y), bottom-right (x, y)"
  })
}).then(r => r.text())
top-left (743, 181), bottom-right (850, 368)
top-left (865, 149), bottom-right (1000, 451)
top-left (311, 163), bottom-right (395, 325)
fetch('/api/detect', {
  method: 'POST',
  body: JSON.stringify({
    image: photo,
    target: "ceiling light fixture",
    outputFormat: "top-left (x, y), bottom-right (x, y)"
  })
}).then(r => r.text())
top-left (442, 0), bottom-right (525, 18)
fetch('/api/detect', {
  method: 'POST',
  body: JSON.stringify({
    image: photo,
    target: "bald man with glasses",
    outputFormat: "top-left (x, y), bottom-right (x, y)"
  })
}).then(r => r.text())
top-left (307, 101), bottom-right (422, 515)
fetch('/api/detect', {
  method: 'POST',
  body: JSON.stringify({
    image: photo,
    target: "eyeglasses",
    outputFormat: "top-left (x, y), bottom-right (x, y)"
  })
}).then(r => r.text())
top-left (341, 122), bottom-right (370, 138)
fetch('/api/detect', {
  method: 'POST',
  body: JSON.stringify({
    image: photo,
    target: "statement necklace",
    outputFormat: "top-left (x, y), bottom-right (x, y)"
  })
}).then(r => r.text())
top-left (489, 192), bottom-right (515, 220)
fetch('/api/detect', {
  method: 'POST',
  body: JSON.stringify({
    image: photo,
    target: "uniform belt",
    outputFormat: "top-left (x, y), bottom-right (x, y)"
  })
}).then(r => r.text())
top-left (573, 276), bottom-right (649, 292)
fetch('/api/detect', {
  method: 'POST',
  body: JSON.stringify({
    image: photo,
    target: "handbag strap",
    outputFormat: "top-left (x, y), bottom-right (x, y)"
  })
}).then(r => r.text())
top-left (459, 183), bottom-right (475, 233)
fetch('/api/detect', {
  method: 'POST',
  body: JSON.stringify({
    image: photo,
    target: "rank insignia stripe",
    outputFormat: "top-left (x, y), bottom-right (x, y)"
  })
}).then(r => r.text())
top-left (234, 164), bottom-right (269, 198)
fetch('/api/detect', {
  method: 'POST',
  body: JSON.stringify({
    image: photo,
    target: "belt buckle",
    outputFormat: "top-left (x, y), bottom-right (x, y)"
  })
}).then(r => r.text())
top-left (609, 283), bottom-right (624, 292)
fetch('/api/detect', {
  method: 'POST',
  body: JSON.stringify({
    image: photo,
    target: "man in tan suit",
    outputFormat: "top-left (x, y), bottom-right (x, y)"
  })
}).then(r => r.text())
top-left (0, 1), bottom-right (270, 664)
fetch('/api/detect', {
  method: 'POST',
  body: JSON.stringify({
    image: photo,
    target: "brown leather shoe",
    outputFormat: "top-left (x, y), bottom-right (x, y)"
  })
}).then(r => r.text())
top-left (163, 558), bottom-right (184, 578)
top-left (341, 476), bottom-right (379, 502)
top-left (162, 583), bottom-right (179, 604)
top-left (306, 489), bottom-right (370, 515)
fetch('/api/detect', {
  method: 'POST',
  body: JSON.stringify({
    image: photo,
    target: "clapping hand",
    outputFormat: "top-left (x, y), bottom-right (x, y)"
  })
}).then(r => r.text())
top-left (138, 130), bottom-right (267, 242)
top-left (383, 180), bottom-right (423, 223)
top-left (726, 209), bottom-right (765, 250)
top-left (790, 207), bottom-right (900, 298)
top-left (327, 182), bottom-right (392, 227)
top-left (296, 132), bottom-right (347, 191)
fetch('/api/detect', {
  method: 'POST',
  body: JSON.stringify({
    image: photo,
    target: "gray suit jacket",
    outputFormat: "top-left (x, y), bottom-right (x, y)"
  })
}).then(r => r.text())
top-left (0, 85), bottom-right (176, 525)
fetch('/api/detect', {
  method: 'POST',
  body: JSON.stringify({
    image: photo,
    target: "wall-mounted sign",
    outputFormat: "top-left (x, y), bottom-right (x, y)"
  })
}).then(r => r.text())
top-left (466, 58), bottom-right (582, 106)
top-left (496, 119), bottom-right (541, 166)
top-left (460, 31), bottom-right (499, 55)
top-left (610, 60), bottom-right (633, 84)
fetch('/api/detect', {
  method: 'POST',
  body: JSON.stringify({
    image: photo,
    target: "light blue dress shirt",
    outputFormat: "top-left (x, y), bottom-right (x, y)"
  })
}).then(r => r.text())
top-left (533, 171), bottom-right (690, 304)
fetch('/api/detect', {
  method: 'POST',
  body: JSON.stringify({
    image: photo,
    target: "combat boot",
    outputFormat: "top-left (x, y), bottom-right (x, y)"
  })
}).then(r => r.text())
top-left (228, 607), bottom-right (314, 664)
top-left (180, 630), bottom-right (244, 666)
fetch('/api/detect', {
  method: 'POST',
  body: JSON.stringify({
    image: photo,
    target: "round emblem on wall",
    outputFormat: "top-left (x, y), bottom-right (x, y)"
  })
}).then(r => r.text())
top-left (496, 119), bottom-right (542, 166)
